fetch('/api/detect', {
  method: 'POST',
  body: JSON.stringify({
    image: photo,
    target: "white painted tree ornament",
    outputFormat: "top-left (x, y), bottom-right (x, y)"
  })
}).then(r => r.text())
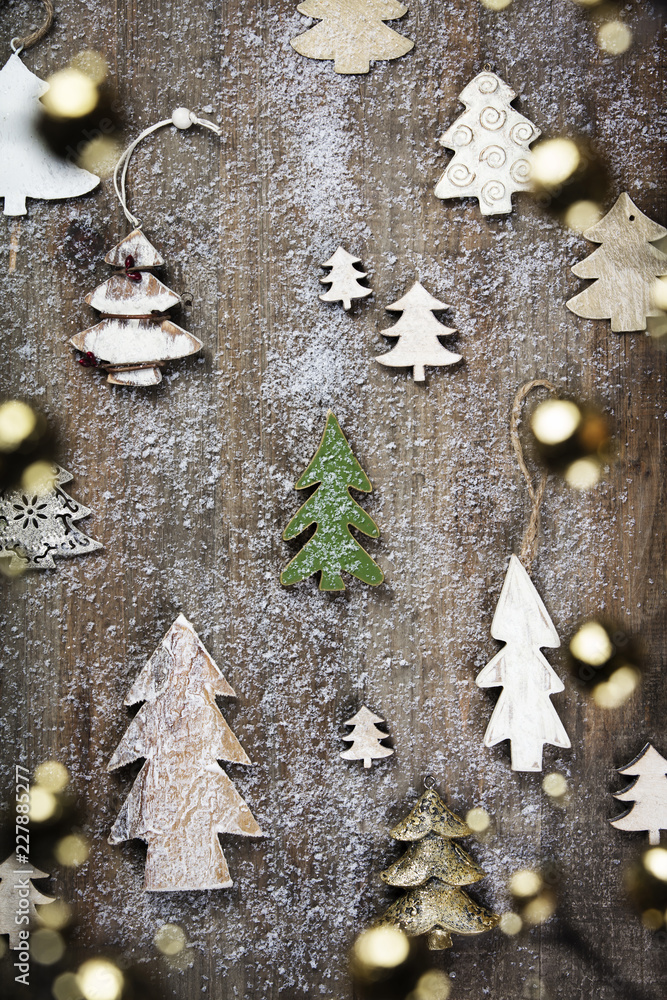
top-left (0, 464), bottom-right (102, 571)
top-left (566, 193), bottom-right (667, 332)
top-left (476, 380), bottom-right (571, 772)
top-left (0, 853), bottom-right (53, 947)
top-left (0, 52), bottom-right (99, 216)
top-left (434, 71), bottom-right (540, 216)
top-left (291, 0), bottom-right (414, 75)
top-left (340, 705), bottom-right (394, 767)
top-left (376, 281), bottom-right (462, 382)
top-left (319, 247), bottom-right (371, 309)
top-left (70, 110), bottom-right (222, 386)
top-left (108, 614), bottom-right (263, 891)
top-left (610, 743), bottom-right (667, 846)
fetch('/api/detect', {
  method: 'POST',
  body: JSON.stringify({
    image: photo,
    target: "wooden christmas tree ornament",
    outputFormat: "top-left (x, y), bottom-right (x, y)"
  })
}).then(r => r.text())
top-left (291, 0), bottom-right (414, 75)
top-left (0, 853), bottom-right (54, 947)
top-left (319, 247), bottom-right (371, 309)
top-left (377, 785), bottom-right (499, 950)
top-left (0, 4), bottom-right (99, 216)
top-left (340, 705), bottom-right (394, 767)
top-left (610, 743), bottom-right (667, 846)
top-left (281, 410), bottom-right (383, 591)
top-left (376, 280), bottom-right (462, 382)
top-left (108, 614), bottom-right (263, 891)
top-left (476, 380), bottom-right (571, 772)
top-left (566, 193), bottom-right (667, 332)
top-left (0, 464), bottom-right (102, 571)
top-left (434, 70), bottom-right (540, 216)
top-left (70, 109), bottom-right (222, 386)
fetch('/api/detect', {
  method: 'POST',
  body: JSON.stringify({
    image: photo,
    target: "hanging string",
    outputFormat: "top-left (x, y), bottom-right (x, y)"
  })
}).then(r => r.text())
top-left (113, 108), bottom-right (222, 230)
top-left (10, 0), bottom-right (54, 53)
top-left (510, 378), bottom-right (558, 573)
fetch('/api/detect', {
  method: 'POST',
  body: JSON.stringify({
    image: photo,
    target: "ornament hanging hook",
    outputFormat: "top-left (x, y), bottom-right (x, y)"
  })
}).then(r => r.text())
top-left (10, 0), bottom-right (54, 53)
top-left (113, 108), bottom-right (223, 230)
top-left (510, 378), bottom-right (559, 574)
top-left (423, 774), bottom-right (436, 789)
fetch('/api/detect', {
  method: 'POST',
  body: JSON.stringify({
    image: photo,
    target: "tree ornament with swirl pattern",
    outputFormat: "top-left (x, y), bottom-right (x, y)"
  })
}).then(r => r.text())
top-left (434, 71), bottom-right (540, 216)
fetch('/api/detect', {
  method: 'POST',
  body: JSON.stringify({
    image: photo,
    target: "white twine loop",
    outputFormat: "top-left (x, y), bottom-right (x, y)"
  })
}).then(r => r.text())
top-left (113, 108), bottom-right (222, 229)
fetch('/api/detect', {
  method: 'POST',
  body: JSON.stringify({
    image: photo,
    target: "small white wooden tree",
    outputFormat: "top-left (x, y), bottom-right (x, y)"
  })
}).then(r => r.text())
top-left (319, 247), bottom-right (371, 309)
top-left (340, 705), bottom-right (393, 767)
top-left (567, 193), bottom-right (667, 332)
top-left (291, 0), bottom-right (414, 75)
top-left (0, 854), bottom-right (53, 947)
top-left (376, 281), bottom-right (462, 382)
top-left (476, 555), bottom-right (571, 772)
top-left (0, 54), bottom-right (99, 216)
top-left (610, 743), bottom-right (667, 845)
top-left (108, 614), bottom-right (263, 890)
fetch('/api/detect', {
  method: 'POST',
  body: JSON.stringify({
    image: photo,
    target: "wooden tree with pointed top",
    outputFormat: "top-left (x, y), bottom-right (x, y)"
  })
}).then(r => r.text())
top-left (0, 54), bottom-right (99, 216)
top-left (108, 614), bottom-right (263, 891)
top-left (378, 788), bottom-right (498, 950)
top-left (319, 247), bottom-right (371, 309)
top-left (281, 411), bottom-right (383, 591)
top-left (70, 230), bottom-right (203, 386)
top-left (0, 854), bottom-right (53, 947)
top-left (340, 706), bottom-right (393, 767)
top-left (291, 0), bottom-right (414, 75)
top-left (567, 193), bottom-right (667, 332)
top-left (376, 281), bottom-right (462, 382)
top-left (610, 743), bottom-right (667, 846)
top-left (476, 555), bottom-right (571, 772)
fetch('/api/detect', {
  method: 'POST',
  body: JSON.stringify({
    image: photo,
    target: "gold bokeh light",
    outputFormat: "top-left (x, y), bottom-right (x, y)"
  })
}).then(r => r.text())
top-left (465, 806), bottom-right (491, 833)
top-left (0, 400), bottom-right (37, 451)
top-left (570, 621), bottom-right (613, 666)
top-left (353, 926), bottom-right (410, 970)
top-left (592, 665), bottom-right (640, 708)
top-left (42, 69), bottom-right (98, 119)
top-left (154, 923), bottom-right (187, 956)
top-left (76, 959), bottom-right (124, 1000)
top-left (597, 21), bottom-right (633, 55)
top-left (35, 759), bottom-right (70, 792)
top-left (532, 399), bottom-right (582, 445)
top-left (532, 138), bottom-right (581, 189)
top-left (55, 834), bottom-right (89, 868)
top-left (510, 869), bottom-right (543, 898)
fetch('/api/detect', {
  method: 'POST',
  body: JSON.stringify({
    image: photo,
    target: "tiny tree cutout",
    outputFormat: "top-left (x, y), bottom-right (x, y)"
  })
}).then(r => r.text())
top-left (567, 193), bottom-right (667, 332)
top-left (340, 705), bottom-right (394, 767)
top-left (281, 411), bottom-right (383, 591)
top-left (378, 787), bottom-right (498, 950)
top-left (0, 54), bottom-right (99, 216)
top-left (319, 247), bottom-right (371, 309)
top-left (476, 555), bottom-right (571, 772)
top-left (0, 853), bottom-right (53, 947)
top-left (610, 743), bottom-right (667, 846)
top-left (376, 281), bottom-right (462, 382)
top-left (291, 0), bottom-right (414, 75)
top-left (434, 71), bottom-right (540, 216)
top-left (108, 614), bottom-right (263, 891)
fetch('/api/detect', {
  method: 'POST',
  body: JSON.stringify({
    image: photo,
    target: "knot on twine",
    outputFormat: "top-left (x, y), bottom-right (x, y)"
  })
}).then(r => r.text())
top-left (11, 0), bottom-right (54, 52)
top-left (510, 378), bottom-right (558, 574)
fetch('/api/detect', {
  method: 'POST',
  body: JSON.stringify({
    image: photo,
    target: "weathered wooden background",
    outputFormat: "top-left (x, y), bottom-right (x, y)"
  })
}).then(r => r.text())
top-left (1, 0), bottom-right (666, 998)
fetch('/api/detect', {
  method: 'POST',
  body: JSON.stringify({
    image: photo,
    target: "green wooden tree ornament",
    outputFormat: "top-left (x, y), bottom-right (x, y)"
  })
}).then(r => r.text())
top-left (281, 411), bottom-right (383, 592)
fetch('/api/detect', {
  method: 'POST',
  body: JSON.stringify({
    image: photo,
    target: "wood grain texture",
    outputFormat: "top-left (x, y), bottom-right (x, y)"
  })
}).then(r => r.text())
top-left (0, 1), bottom-right (665, 998)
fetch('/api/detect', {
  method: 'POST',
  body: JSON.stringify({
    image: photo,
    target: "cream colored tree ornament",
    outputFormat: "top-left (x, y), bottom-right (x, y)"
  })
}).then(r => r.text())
top-left (291, 0), bottom-right (414, 75)
top-left (0, 52), bottom-right (99, 216)
top-left (0, 853), bottom-right (53, 947)
top-left (340, 705), bottom-right (394, 767)
top-left (566, 193), bottom-right (667, 332)
top-left (108, 614), bottom-right (263, 891)
top-left (319, 247), bottom-right (371, 309)
top-left (434, 71), bottom-right (540, 216)
top-left (376, 281), bottom-right (462, 382)
top-left (610, 743), bottom-right (667, 845)
top-left (476, 380), bottom-right (571, 772)
top-left (71, 109), bottom-right (222, 386)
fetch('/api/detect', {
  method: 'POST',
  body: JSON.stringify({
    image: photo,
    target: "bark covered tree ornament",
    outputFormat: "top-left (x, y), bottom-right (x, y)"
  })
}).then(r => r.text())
top-left (610, 743), bottom-right (667, 846)
top-left (0, 3), bottom-right (99, 216)
top-left (319, 247), bottom-right (371, 309)
top-left (340, 705), bottom-right (394, 767)
top-left (291, 0), bottom-right (413, 75)
top-left (476, 380), bottom-right (571, 772)
top-left (0, 853), bottom-right (54, 947)
top-left (378, 784), bottom-right (499, 950)
top-left (434, 70), bottom-right (540, 217)
top-left (566, 193), bottom-right (667, 332)
top-left (70, 108), bottom-right (222, 386)
top-left (108, 614), bottom-right (263, 891)
top-left (376, 280), bottom-right (462, 382)
top-left (281, 410), bottom-right (383, 591)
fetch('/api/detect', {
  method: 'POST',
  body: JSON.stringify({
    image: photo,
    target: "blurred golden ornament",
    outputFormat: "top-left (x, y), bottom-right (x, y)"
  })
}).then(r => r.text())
top-left (407, 969), bottom-right (452, 1000)
top-left (28, 785), bottom-right (58, 822)
top-left (522, 891), bottom-right (557, 924)
top-left (154, 922), bottom-right (188, 956)
top-left (480, 0), bottom-right (511, 8)
top-left (597, 21), bottom-right (632, 55)
top-left (53, 972), bottom-right (84, 1000)
top-left (70, 51), bottom-right (108, 85)
top-left (41, 68), bottom-right (98, 118)
top-left (35, 759), bottom-right (70, 792)
top-left (542, 772), bottom-right (568, 799)
top-left (499, 911), bottom-right (523, 935)
top-left (531, 137), bottom-right (581, 190)
top-left (510, 869), bottom-right (543, 898)
top-left (37, 898), bottom-right (72, 930)
top-left (31, 927), bottom-right (65, 965)
top-left (569, 618), bottom-right (641, 703)
top-left (465, 807), bottom-right (490, 832)
top-left (564, 199), bottom-right (603, 233)
top-left (77, 959), bottom-right (124, 1000)
top-left (530, 396), bottom-right (613, 490)
top-left (0, 400), bottom-right (57, 492)
top-left (55, 833), bottom-right (89, 867)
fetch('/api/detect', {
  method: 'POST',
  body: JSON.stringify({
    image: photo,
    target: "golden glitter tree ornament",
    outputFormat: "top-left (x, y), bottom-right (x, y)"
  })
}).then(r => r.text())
top-left (476, 380), bottom-right (571, 772)
top-left (377, 784), bottom-right (498, 950)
